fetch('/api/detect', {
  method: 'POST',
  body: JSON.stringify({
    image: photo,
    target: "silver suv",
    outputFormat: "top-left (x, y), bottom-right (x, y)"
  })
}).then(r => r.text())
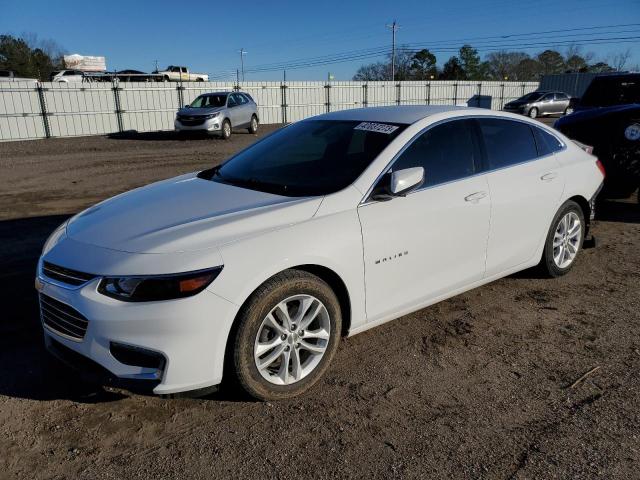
top-left (503, 91), bottom-right (571, 118)
top-left (175, 91), bottom-right (259, 139)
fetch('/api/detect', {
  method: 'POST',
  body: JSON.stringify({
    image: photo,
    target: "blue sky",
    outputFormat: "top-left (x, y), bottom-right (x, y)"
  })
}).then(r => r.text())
top-left (2, 0), bottom-right (639, 80)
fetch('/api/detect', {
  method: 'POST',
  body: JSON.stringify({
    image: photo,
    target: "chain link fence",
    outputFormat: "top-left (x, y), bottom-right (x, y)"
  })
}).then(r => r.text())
top-left (0, 80), bottom-right (538, 141)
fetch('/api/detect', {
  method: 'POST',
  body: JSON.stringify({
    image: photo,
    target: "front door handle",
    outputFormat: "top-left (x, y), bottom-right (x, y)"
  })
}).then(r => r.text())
top-left (541, 172), bottom-right (558, 182)
top-left (464, 191), bottom-right (488, 203)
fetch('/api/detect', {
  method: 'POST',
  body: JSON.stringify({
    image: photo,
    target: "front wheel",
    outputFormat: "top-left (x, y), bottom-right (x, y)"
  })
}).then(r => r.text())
top-left (528, 107), bottom-right (539, 119)
top-left (230, 270), bottom-right (342, 400)
top-left (248, 115), bottom-right (259, 134)
top-left (539, 200), bottom-right (585, 277)
top-left (221, 119), bottom-right (232, 140)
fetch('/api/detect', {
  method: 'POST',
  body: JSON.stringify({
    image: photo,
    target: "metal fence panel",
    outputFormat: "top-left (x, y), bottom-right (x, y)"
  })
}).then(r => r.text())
top-left (0, 82), bottom-right (46, 140)
top-left (0, 80), bottom-right (539, 142)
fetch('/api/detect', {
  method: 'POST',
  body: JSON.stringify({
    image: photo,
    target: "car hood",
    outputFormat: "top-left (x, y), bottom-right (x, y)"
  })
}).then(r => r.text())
top-left (177, 106), bottom-right (224, 116)
top-left (557, 103), bottom-right (640, 127)
top-left (66, 173), bottom-right (322, 254)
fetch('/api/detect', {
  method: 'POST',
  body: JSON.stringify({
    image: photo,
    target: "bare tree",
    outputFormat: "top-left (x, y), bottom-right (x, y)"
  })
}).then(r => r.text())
top-left (610, 48), bottom-right (632, 72)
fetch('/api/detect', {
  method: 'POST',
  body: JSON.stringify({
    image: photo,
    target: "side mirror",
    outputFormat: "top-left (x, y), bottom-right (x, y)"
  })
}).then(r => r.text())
top-left (371, 167), bottom-right (424, 201)
top-left (390, 167), bottom-right (425, 196)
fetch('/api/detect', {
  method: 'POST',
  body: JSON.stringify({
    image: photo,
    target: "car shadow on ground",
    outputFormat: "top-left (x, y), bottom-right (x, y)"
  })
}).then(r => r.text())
top-left (107, 130), bottom-right (255, 141)
top-left (597, 196), bottom-right (640, 224)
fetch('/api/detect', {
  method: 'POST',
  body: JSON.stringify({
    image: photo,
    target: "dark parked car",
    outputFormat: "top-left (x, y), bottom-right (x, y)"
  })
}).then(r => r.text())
top-left (503, 91), bottom-right (571, 118)
top-left (555, 73), bottom-right (640, 202)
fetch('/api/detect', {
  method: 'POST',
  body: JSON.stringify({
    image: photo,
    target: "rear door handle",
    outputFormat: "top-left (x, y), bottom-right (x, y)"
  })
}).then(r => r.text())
top-left (541, 172), bottom-right (558, 181)
top-left (464, 191), bottom-right (488, 203)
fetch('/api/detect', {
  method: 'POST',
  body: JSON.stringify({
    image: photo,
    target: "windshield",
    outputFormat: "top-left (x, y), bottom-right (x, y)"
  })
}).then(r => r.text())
top-left (190, 94), bottom-right (227, 108)
top-left (580, 76), bottom-right (640, 107)
top-left (518, 92), bottom-right (544, 102)
top-left (203, 120), bottom-right (407, 196)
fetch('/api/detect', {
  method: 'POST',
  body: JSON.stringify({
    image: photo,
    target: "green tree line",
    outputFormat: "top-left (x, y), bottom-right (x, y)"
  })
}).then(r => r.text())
top-left (353, 44), bottom-right (626, 81)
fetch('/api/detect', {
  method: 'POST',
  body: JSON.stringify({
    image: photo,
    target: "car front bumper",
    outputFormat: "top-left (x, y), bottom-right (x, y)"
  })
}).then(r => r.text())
top-left (174, 117), bottom-right (222, 133)
top-left (35, 262), bottom-right (239, 395)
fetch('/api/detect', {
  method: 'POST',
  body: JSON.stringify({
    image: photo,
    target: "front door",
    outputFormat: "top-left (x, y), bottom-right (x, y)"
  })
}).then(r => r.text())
top-left (358, 119), bottom-right (491, 323)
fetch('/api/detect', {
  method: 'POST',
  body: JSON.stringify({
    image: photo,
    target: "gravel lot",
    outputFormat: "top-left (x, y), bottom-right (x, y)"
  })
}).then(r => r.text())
top-left (0, 124), bottom-right (639, 479)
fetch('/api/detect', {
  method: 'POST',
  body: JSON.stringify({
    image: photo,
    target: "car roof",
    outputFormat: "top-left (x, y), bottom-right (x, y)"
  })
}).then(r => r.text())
top-left (310, 105), bottom-right (477, 125)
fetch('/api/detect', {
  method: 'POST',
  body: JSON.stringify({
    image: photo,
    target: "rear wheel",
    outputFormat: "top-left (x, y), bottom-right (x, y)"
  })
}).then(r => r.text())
top-left (528, 107), bottom-right (539, 119)
top-left (248, 115), bottom-right (259, 134)
top-left (221, 119), bottom-right (232, 140)
top-left (230, 270), bottom-right (341, 400)
top-left (539, 200), bottom-right (585, 277)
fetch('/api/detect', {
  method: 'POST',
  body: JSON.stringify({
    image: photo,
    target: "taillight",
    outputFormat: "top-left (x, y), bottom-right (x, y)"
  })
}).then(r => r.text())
top-left (595, 159), bottom-right (606, 178)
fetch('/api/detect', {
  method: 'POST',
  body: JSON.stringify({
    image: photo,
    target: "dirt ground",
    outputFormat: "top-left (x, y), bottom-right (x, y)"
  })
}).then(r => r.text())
top-left (0, 125), bottom-right (639, 480)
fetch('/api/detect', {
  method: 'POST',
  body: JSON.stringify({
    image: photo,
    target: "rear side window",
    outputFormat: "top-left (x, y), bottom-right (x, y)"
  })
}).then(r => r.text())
top-left (532, 127), bottom-right (563, 156)
top-left (477, 118), bottom-right (538, 170)
top-left (392, 120), bottom-right (479, 187)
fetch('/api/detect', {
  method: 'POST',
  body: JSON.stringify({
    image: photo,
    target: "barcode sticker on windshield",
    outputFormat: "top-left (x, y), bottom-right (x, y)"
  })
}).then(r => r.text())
top-left (354, 122), bottom-right (399, 134)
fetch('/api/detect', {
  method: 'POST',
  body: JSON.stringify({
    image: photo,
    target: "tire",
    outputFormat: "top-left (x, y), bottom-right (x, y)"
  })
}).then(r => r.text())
top-left (230, 270), bottom-right (342, 401)
top-left (221, 119), bottom-right (232, 140)
top-left (248, 115), bottom-right (259, 134)
top-left (539, 200), bottom-right (585, 277)
top-left (528, 107), bottom-right (539, 119)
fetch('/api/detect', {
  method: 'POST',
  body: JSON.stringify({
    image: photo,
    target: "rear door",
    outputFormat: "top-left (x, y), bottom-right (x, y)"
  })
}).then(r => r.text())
top-left (358, 119), bottom-right (491, 322)
top-left (478, 118), bottom-right (565, 277)
top-left (554, 93), bottom-right (570, 113)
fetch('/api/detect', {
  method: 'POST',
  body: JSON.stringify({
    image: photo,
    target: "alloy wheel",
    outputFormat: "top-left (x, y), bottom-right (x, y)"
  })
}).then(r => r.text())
top-left (553, 211), bottom-right (581, 268)
top-left (253, 294), bottom-right (331, 385)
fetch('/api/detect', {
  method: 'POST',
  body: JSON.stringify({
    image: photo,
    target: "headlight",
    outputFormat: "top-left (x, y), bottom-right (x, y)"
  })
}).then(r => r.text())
top-left (205, 113), bottom-right (219, 119)
top-left (42, 221), bottom-right (68, 256)
top-left (98, 267), bottom-right (223, 302)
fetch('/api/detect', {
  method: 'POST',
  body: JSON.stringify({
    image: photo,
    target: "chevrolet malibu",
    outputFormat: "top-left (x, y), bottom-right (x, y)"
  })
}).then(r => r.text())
top-left (36, 106), bottom-right (604, 400)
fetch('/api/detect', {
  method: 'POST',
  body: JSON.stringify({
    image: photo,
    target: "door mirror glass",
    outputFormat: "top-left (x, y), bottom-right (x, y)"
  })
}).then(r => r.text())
top-left (390, 167), bottom-right (424, 195)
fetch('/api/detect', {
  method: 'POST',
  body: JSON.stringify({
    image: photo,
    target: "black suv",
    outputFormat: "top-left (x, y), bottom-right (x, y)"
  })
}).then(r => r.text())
top-left (555, 74), bottom-right (640, 202)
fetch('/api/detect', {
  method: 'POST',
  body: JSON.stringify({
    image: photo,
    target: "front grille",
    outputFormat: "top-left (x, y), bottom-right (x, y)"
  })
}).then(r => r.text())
top-left (39, 294), bottom-right (89, 340)
top-left (42, 261), bottom-right (96, 286)
top-left (178, 116), bottom-right (206, 126)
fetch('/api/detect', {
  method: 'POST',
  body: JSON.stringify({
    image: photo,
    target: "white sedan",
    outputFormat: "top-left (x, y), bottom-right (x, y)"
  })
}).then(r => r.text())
top-left (36, 106), bottom-right (604, 400)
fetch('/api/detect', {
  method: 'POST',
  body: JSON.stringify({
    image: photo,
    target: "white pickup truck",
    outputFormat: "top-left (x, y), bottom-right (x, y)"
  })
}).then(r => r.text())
top-left (0, 70), bottom-right (38, 83)
top-left (154, 66), bottom-right (208, 82)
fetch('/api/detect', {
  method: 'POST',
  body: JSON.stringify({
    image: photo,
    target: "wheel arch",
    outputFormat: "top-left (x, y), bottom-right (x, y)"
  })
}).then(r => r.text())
top-left (221, 263), bottom-right (353, 384)
top-left (567, 194), bottom-right (591, 234)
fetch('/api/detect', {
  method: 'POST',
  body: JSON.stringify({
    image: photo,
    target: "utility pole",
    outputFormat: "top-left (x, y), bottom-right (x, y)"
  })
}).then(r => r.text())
top-left (386, 20), bottom-right (399, 81)
top-left (238, 48), bottom-right (247, 82)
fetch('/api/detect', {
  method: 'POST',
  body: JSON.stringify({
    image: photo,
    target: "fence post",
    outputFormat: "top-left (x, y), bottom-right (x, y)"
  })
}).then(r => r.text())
top-left (426, 82), bottom-right (431, 105)
top-left (362, 83), bottom-right (368, 107)
top-left (325, 83), bottom-right (331, 113)
top-left (522, 82), bottom-right (526, 96)
top-left (453, 82), bottom-right (458, 105)
top-left (396, 82), bottom-right (401, 105)
top-left (112, 79), bottom-right (124, 133)
top-left (477, 83), bottom-right (482, 107)
top-left (36, 82), bottom-right (51, 139)
top-left (500, 83), bottom-right (505, 109)
top-left (280, 83), bottom-right (288, 124)
top-left (176, 80), bottom-right (185, 108)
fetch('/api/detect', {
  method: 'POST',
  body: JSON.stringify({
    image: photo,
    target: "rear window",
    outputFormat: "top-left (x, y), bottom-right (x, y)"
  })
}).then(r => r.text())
top-left (477, 118), bottom-right (538, 169)
top-left (581, 76), bottom-right (640, 107)
top-left (532, 127), bottom-right (563, 156)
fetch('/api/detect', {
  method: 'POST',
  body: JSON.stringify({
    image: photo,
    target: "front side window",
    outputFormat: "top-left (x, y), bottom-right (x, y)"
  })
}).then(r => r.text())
top-left (392, 120), bottom-right (479, 187)
top-left (478, 118), bottom-right (538, 169)
top-left (203, 120), bottom-right (406, 196)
